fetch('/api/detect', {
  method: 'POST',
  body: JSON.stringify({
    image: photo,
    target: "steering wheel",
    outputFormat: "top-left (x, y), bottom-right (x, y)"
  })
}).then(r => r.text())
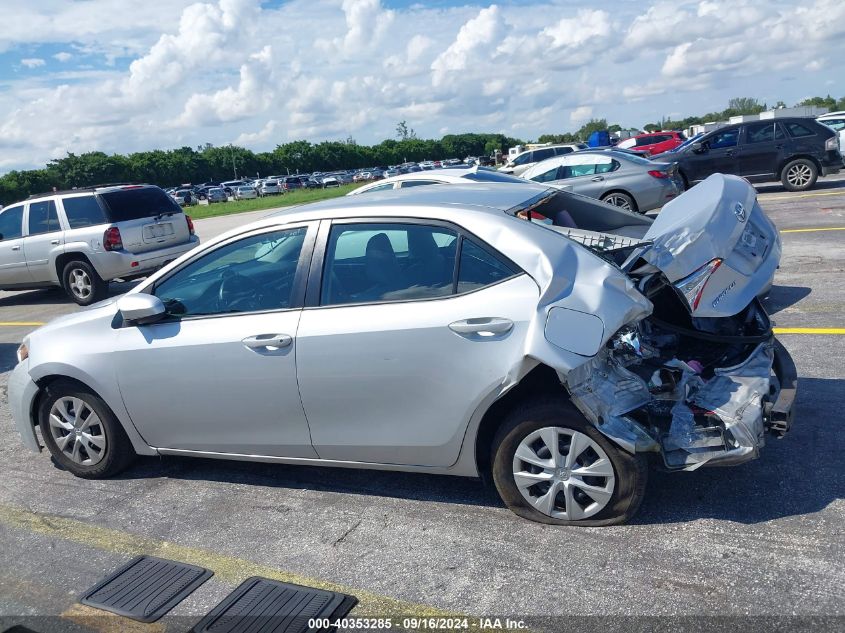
top-left (217, 271), bottom-right (261, 312)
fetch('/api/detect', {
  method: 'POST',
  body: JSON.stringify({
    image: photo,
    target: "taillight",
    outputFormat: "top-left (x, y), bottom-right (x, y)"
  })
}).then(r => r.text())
top-left (673, 259), bottom-right (722, 311)
top-left (825, 136), bottom-right (839, 152)
top-left (186, 215), bottom-right (195, 235)
top-left (648, 170), bottom-right (669, 178)
top-left (103, 227), bottom-right (123, 251)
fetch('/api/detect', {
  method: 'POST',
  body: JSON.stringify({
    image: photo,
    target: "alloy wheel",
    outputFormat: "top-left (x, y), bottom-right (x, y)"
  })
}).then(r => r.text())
top-left (603, 194), bottom-right (632, 210)
top-left (69, 268), bottom-right (92, 300)
top-left (512, 426), bottom-right (615, 520)
top-left (786, 163), bottom-right (813, 189)
top-left (48, 397), bottom-right (107, 466)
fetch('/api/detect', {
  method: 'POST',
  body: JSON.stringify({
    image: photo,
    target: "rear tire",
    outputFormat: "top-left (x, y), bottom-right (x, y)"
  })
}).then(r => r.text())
top-left (62, 259), bottom-right (107, 306)
top-left (600, 191), bottom-right (638, 213)
top-left (39, 379), bottom-right (135, 479)
top-left (491, 398), bottom-right (647, 526)
top-left (781, 158), bottom-right (818, 192)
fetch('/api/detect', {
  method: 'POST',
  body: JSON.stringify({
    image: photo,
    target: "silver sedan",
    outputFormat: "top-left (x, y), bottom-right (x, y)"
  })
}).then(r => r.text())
top-left (8, 177), bottom-right (795, 526)
top-left (520, 149), bottom-right (684, 213)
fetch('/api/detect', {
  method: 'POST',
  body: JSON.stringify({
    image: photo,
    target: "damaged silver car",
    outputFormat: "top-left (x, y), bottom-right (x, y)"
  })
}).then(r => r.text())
top-left (7, 174), bottom-right (796, 526)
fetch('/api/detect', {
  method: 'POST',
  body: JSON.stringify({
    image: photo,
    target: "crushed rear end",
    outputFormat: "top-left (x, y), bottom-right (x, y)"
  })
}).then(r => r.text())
top-left (561, 174), bottom-right (796, 470)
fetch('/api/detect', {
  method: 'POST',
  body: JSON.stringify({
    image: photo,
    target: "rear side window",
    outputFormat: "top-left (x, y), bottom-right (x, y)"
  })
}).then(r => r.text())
top-left (0, 205), bottom-right (24, 241)
top-left (784, 122), bottom-right (816, 138)
top-left (62, 196), bottom-right (108, 229)
top-left (744, 122), bottom-right (784, 144)
top-left (530, 166), bottom-right (562, 183)
top-left (533, 148), bottom-right (555, 162)
top-left (98, 187), bottom-right (182, 222)
top-left (400, 180), bottom-right (441, 188)
top-left (28, 200), bottom-right (60, 235)
top-left (457, 239), bottom-right (518, 293)
top-left (554, 146), bottom-right (574, 156)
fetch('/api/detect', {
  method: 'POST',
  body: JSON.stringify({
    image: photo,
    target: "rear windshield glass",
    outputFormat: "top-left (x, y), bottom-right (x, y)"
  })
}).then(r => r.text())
top-left (97, 187), bottom-right (182, 222)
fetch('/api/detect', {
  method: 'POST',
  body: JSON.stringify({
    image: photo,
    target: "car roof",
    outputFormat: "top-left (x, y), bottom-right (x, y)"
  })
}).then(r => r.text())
top-left (266, 182), bottom-right (550, 225)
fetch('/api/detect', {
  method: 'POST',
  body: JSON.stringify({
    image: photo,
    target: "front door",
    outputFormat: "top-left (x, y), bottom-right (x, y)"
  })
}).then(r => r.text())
top-left (296, 220), bottom-right (539, 467)
top-left (23, 199), bottom-right (64, 283)
top-left (113, 224), bottom-right (317, 457)
top-left (685, 127), bottom-right (740, 183)
top-left (0, 205), bottom-right (27, 286)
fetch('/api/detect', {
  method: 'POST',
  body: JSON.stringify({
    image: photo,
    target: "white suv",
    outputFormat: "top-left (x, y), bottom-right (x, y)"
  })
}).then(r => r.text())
top-left (0, 184), bottom-right (200, 305)
top-left (817, 111), bottom-right (845, 158)
top-left (499, 144), bottom-right (587, 176)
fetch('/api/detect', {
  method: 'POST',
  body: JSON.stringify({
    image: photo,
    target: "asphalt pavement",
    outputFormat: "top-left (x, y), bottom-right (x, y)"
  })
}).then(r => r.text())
top-left (0, 175), bottom-right (843, 633)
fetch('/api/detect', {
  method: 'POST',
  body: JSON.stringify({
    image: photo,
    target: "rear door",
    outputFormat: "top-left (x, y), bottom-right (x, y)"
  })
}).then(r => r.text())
top-left (23, 199), bottom-right (64, 282)
top-left (296, 219), bottom-right (538, 467)
top-left (737, 121), bottom-right (784, 178)
top-left (0, 205), bottom-right (27, 285)
top-left (98, 186), bottom-right (191, 254)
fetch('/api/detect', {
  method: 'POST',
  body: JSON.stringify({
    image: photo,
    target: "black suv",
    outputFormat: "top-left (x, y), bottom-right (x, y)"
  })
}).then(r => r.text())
top-left (653, 117), bottom-right (841, 192)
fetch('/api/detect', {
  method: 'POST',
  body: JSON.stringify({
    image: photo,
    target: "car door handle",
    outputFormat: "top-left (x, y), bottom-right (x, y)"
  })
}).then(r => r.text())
top-left (449, 317), bottom-right (513, 336)
top-left (242, 333), bottom-right (292, 350)
top-left (11, 245), bottom-right (21, 251)
top-left (50, 239), bottom-right (61, 245)
top-left (591, 176), bottom-right (604, 182)
top-left (725, 150), bottom-right (735, 157)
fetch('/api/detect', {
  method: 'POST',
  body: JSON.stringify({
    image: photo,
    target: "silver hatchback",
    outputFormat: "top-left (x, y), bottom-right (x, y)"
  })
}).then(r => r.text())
top-left (8, 177), bottom-right (796, 525)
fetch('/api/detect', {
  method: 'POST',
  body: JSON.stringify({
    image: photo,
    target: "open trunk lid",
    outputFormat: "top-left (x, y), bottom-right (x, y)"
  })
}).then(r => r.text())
top-left (637, 174), bottom-right (780, 317)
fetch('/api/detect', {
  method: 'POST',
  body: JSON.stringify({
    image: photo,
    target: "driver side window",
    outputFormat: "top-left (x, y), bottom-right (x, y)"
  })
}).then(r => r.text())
top-left (153, 227), bottom-right (307, 317)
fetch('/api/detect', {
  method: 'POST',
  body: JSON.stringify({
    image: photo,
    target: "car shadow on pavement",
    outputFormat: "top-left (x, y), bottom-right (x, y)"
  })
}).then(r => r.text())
top-left (755, 178), bottom-right (845, 195)
top-left (634, 376), bottom-right (843, 525)
top-left (0, 288), bottom-right (67, 308)
top-left (120, 454), bottom-right (504, 509)
top-left (762, 284), bottom-right (811, 314)
top-left (0, 343), bottom-right (21, 372)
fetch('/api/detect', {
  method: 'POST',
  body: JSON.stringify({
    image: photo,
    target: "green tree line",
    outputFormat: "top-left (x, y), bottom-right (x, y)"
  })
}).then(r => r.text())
top-left (0, 132), bottom-right (523, 205)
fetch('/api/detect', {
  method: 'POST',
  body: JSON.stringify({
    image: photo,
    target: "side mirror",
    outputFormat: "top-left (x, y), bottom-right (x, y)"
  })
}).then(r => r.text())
top-left (691, 142), bottom-right (704, 153)
top-left (117, 293), bottom-right (166, 326)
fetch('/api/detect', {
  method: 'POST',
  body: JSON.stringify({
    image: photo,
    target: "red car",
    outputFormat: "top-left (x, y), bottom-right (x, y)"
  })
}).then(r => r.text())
top-left (617, 131), bottom-right (685, 156)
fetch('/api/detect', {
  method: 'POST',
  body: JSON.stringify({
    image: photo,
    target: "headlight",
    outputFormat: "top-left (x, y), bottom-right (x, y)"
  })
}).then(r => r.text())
top-left (16, 342), bottom-right (29, 363)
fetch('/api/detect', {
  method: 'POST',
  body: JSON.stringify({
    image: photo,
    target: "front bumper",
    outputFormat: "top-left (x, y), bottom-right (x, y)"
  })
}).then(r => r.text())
top-left (7, 360), bottom-right (42, 453)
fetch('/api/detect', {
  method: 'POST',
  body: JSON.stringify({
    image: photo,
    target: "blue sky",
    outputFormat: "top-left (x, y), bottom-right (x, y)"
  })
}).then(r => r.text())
top-left (0, 0), bottom-right (843, 172)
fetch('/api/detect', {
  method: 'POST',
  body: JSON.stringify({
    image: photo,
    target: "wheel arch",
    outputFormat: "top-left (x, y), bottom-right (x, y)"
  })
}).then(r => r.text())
top-left (473, 363), bottom-right (568, 484)
top-left (600, 189), bottom-right (639, 213)
top-left (31, 371), bottom-right (157, 456)
top-left (777, 154), bottom-right (821, 178)
top-left (54, 251), bottom-right (97, 284)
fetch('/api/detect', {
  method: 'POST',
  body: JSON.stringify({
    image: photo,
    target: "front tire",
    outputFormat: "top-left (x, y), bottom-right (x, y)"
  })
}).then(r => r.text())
top-left (62, 259), bottom-right (107, 306)
top-left (38, 380), bottom-right (135, 479)
top-left (491, 398), bottom-right (647, 526)
top-left (600, 191), bottom-right (638, 213)
top-left (781, 158), bottom-right (818, 192)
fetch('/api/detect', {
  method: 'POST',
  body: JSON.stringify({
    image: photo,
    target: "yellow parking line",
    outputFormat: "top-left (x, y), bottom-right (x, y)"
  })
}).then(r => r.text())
top-left (773, 327), bottom-right (845, 335)
top-left (0, 321), bottom-right (45, 326)
top-left (780, 227), bottom-right (845, 234)
top-left (0, 503), bottom-right (463, 622)
top-left (762, 190), bottom-right (845, 200)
